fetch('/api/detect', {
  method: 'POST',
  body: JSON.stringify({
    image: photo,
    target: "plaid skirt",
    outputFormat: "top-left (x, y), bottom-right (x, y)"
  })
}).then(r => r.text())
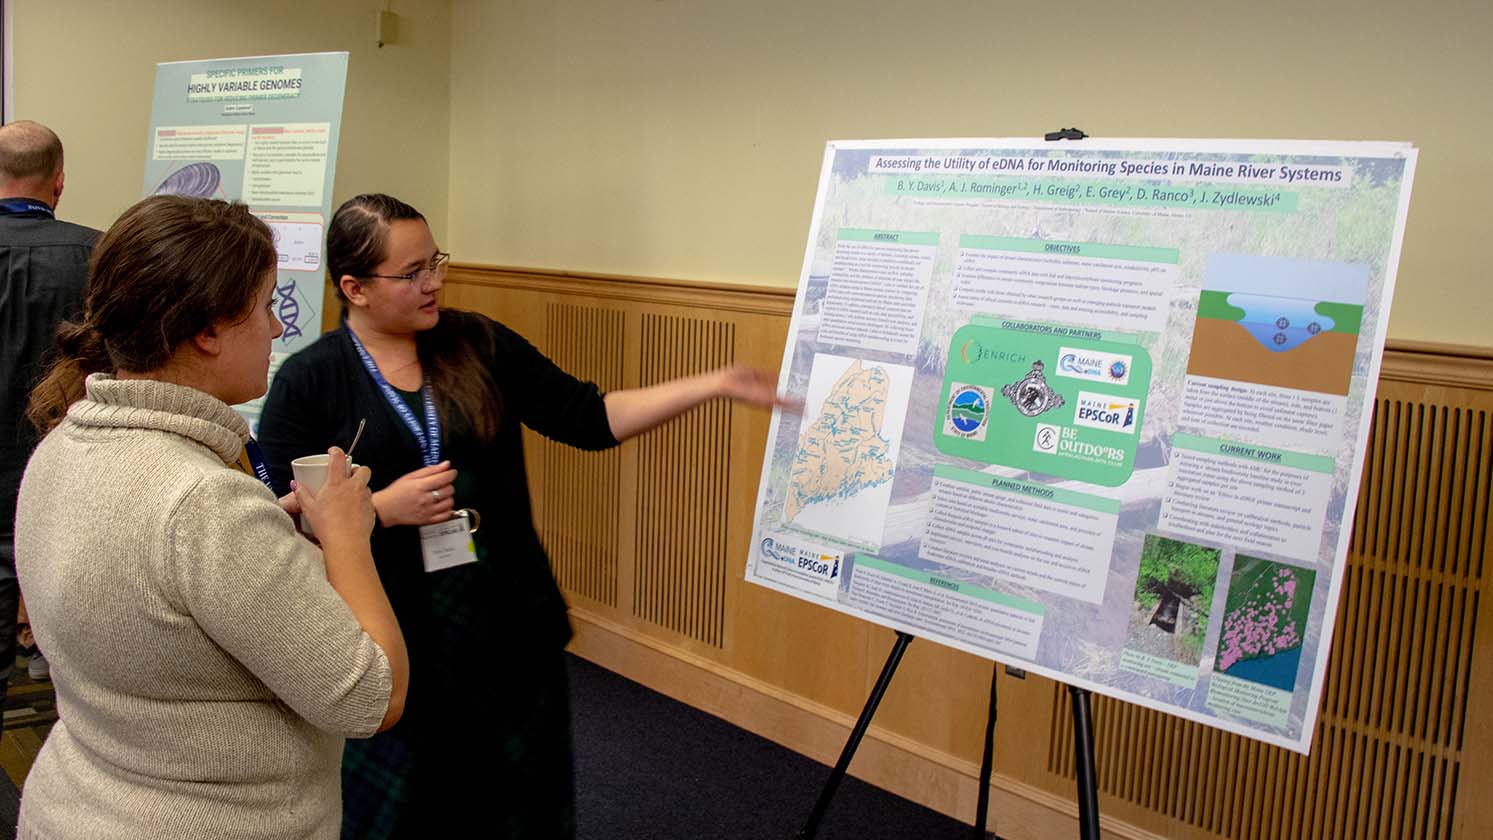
top-left (340, 650), bottom-right (576, 839)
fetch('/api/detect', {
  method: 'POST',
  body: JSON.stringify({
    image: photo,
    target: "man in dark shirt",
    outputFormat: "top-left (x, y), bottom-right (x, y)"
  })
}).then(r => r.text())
top-left (0, 120), bottom-right (100, 693)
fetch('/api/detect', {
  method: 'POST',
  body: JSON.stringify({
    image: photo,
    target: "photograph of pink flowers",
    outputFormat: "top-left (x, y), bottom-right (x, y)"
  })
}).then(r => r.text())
top-left (1213, 557), bottom-right (1317, 692)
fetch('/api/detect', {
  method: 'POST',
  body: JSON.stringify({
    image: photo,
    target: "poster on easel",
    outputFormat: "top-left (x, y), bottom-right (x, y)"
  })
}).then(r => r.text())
top-left (746, 137), bottom-right (1416, 753)
top-left (141, 51), bottom-right (349, 427)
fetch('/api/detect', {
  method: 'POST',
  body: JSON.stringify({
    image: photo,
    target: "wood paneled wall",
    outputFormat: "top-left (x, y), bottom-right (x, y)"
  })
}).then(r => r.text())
top-left (439, 264), bottom-right (1493, 839)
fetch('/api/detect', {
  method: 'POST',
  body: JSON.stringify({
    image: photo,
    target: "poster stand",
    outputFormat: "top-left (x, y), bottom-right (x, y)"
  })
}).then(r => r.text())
top-left (796, 631), bottom-right (915, 839)
top-left (1068, 685), bottom-right (1101, 840)
top-left (973, 663), bottom-right (999, 839)
top-left (793, 633), bottom-right (1102, 839)
top-left (795, 127), bottom-right (1105, 840)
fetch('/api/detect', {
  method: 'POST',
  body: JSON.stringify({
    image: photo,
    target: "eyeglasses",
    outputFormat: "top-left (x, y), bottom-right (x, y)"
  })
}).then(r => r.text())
top-left (364, 251), bottom-right (450, 285)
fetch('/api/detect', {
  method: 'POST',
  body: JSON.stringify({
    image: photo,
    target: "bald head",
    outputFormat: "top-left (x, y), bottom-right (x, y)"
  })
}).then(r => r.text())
top-left (0, 120), bottom-right (65, 207)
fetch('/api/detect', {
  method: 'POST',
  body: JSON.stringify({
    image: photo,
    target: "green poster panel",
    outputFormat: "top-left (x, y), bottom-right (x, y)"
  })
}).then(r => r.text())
top-left (934, 323), bottom-right (1152, 486)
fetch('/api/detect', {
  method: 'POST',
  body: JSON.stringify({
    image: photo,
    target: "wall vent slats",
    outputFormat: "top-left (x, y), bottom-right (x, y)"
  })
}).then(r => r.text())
top-left (632, 313), bottom-right (734, 647)
top-left (536, 303), bottom-right (624, 607)
top-left (1043, 397), bottom-right (1490, 839)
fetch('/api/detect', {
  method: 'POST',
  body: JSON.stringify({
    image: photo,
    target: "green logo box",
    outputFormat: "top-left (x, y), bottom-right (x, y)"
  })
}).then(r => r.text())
top-left (935, 323), bottom-right (1153, 486)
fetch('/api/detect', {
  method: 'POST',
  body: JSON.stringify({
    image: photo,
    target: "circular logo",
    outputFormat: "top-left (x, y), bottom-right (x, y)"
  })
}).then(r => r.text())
top-left (1034, 424), bottom-right (1059, 453)
top-left (1109, 360), bottom-right (1128, 380)
top-left (1001, 360), bottom-right (1065, 418)
top-left (1013, 375), bottom-right (1053, 417)
top-left (949, 387), bottom-right (987, 433)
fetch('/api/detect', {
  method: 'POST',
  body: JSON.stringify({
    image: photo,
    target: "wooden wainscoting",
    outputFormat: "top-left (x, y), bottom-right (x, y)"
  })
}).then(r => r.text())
top-left (442, 263), bottom-right (1493, 839)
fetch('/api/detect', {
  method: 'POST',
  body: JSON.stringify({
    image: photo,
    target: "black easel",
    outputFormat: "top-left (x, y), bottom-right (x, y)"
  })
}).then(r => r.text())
top-left (796, 631), bottom-right (915, 839)
top-left (1041, 122), bottom-right (1102, 840)
top-left (972, 664), bottom-right (999, 839)
top-left (797, 127), bottom-right (1104, 840)
top-left (1068, 685), bottom-right (1101, 840)
top-left (794, 631), bottom-right (1102, 839)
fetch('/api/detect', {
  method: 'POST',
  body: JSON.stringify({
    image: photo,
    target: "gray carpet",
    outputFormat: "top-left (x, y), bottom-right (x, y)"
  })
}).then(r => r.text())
top-left (0, 656), bottom-right (983, 839)
top-left (568, 653), bottom-right (981, 839)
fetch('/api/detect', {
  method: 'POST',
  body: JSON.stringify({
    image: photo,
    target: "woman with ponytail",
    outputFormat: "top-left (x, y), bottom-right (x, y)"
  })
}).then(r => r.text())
top-left (13, 195), bottom-right (408, 839)
top-left (256, 194), bottom-right (790, 838)
top-left (24, 320), bottom-right (110, 434)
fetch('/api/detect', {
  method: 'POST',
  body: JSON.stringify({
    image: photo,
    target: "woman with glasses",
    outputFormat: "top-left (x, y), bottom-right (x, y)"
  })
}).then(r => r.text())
top-left (256, 193), bottom-right (789, 839)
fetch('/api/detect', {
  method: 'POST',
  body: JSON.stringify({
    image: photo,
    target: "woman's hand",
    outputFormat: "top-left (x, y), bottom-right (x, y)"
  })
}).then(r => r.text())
top-left (714, 365), bottom-right (803, 412)
top-left (372, 461), bottom-right (457, 527)
top-left (292, 447), bottom-right (376, 546)
top-left (277, 491), bottom-right (303, 517)
top-left (605, 365), bottom-right (801, 441)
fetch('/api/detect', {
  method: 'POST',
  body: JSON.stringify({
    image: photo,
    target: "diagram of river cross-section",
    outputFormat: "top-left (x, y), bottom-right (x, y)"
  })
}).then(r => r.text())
top-left (1186, 254), bottom-right (1368, 396)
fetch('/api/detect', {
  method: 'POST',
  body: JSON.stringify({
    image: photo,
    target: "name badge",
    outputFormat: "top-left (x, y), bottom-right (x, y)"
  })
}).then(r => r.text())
top-left (420, 509), bottom-right (481, 573)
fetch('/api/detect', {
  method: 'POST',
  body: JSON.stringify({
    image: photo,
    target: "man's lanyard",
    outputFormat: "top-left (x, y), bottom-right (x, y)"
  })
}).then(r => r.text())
top-left (0, 198), bottom-right (54, 218)
top-left (234, 438), bottom-right (276, 492)
top-left (346, 323), bottom-right (443, 466)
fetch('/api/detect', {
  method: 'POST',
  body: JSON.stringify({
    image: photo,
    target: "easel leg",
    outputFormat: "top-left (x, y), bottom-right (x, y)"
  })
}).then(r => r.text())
top-left (796, 631), bottom-right (915, 840)
top-left (972, 663), bottom-right (999, 839)
top-left (1068, 685), bottom-right (1100, 840)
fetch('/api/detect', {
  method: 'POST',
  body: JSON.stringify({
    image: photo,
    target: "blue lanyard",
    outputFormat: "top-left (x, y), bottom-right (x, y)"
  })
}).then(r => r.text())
top-left (0, 198), bottom-right (54, 218)
top-left (346, 323), bottom-right (443, 466)
top-left (243, 438), bottom-right (276, 491)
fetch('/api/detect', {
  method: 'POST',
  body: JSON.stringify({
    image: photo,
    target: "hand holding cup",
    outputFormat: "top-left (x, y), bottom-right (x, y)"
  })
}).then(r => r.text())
top-left (291, 447), bottom-right (374, 542)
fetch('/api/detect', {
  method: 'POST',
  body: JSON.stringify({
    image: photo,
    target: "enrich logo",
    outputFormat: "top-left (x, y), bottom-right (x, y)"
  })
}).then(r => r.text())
top-left (1055, 347), bottom-right (1131, 386)
top-left (1073, 391), bottom-right (1140, 434)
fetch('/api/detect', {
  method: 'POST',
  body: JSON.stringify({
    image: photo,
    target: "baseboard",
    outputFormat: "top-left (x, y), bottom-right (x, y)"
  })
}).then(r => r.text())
top-left (567, 607), bottom-right (1165, 840)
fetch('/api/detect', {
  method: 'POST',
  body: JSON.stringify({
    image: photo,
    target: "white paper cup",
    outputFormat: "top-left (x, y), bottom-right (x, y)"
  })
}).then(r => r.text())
top-left (290, 453), bottom-right (356, 535)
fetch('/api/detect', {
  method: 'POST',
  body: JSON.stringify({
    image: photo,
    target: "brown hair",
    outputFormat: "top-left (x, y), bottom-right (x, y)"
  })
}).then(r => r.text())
top-left (27, 196), bottom-right (277, 433)
top-left (327, 194), bottom-right (501, 445)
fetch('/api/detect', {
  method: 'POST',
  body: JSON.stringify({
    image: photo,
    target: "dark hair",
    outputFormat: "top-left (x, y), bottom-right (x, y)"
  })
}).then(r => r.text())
top-left (327, 193), bottom-right (501, 444)
top-left (27, 196), bottom-right (276, 432)
top-left (327, 193), bottom-right (422, 305)
top-left (0, 120), bottom-right (63, 181)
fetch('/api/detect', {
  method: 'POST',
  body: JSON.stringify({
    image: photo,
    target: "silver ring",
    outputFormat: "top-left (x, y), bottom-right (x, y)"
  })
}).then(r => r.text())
top-left (431, 489), bottom-right (441, 501)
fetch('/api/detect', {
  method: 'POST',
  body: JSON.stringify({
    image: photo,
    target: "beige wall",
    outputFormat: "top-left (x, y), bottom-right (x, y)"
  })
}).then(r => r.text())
top-left (448, 0), bottom-right (1493, 347)
top-left (13, 0), bottom-right (1489, 345)
top-left (11, 0), bottom-right (451, 241)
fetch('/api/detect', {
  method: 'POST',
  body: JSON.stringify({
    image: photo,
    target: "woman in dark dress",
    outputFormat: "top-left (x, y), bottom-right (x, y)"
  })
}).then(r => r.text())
top-left (257, 194), bottom-right (787, 839)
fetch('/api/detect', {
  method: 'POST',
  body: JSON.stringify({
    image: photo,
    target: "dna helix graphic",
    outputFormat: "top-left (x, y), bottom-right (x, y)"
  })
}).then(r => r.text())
top-left (276, 277), bottom-right (304, 341)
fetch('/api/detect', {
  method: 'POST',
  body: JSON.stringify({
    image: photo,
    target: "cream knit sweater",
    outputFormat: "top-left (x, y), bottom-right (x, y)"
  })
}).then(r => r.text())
top-left (13, 375), bottom-right (392, 839)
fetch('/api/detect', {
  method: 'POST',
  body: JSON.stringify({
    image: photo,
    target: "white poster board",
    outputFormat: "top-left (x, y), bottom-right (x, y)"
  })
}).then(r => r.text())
top-left (747, 137), bottom-right (1416, 753)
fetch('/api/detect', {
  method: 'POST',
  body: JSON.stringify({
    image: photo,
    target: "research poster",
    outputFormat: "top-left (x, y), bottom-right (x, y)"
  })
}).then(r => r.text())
top-left (746, 138), bottom-right (1416, 752)
top-left (141, 52), bottom-right (349, 425)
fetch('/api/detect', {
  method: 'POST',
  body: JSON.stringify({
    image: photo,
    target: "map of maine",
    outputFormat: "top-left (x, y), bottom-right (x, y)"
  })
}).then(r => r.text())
top-left (785, 360), bottom-right (895, 522)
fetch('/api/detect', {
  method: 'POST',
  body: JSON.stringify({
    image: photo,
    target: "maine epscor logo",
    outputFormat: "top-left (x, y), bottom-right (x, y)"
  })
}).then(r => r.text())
top-left (759, 536), bottom-right (841, 582)
top-left (1073, 391), bottom-right (1140, 434)
top-left (944, 383), bottom-right (991, 441)
top-left (1055, 347), bottom-right (1132, 387)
